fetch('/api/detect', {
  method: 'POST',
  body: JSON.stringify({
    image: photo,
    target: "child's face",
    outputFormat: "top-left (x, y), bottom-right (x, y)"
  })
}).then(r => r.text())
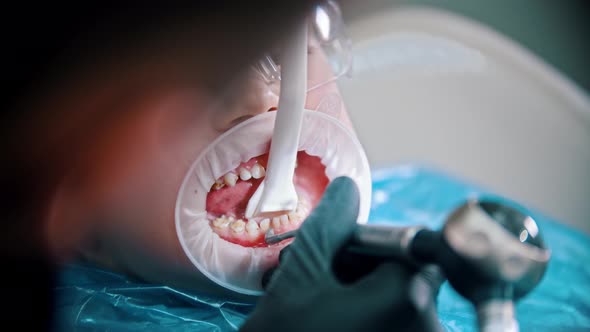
top-left (46, 42), bottom-right (364, 296)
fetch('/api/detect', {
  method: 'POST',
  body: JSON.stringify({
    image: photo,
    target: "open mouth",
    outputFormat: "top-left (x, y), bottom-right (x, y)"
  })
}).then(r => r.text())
top-left (206, 151), bottom-right (328, 247)
top-left (175, 110), bottom-right (371, 295)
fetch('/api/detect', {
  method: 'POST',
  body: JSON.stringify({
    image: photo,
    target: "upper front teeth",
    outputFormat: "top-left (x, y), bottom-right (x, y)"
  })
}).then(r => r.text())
top-left (214, 163), bottom-right (267, 190)
top-left (239, 167), bottom-right (252, 181)
top-left (251, 164), bottom-right (266, 179)
top-left (224, 173), bottom-right (238, 187)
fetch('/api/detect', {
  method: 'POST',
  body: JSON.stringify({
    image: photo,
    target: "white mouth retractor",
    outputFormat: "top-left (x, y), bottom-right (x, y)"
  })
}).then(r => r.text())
top-left (175, 110), bottom-right (371, 295)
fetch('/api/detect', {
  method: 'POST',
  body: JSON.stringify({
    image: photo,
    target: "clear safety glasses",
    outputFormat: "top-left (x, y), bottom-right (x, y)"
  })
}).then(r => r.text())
top-left (254, 0), bottom-right (352, 92)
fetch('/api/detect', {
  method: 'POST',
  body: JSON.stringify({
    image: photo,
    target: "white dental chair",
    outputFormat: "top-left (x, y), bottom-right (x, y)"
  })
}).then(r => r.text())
top-left (338, 4), bottom-right (590, 233)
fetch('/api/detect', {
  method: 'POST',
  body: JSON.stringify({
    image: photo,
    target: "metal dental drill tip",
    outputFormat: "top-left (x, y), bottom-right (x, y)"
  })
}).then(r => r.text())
top-left (264, 229), bottom-right (298, 245)
top-left (264, 223), bottom-right (432, 266)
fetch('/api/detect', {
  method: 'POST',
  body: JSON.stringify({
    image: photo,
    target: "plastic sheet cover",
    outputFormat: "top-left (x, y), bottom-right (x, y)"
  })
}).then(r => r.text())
top-left (54, 165), bottom-right (590, 331)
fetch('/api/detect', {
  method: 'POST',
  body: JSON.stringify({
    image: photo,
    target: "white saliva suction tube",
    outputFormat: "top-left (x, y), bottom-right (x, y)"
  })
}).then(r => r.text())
top-left (175, 110), bottom-right (372, 295)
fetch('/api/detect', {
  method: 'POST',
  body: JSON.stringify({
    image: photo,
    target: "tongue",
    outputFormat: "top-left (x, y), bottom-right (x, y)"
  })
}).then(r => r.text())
top-left (205, 151), bottom-right (329, 247)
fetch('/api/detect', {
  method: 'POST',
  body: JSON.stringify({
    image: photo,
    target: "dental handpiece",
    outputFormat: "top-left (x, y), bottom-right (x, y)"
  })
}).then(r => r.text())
top-left (265, 224), bottom-right (445, 332)
top-left (265, 224), bottom-right (438, 267)
top-left (265, 198), bottom-right (551, 332)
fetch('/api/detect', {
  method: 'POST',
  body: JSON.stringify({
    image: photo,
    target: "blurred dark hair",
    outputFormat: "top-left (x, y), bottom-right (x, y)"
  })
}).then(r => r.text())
top-left (0, 2), bottom-right (318, 330)
top-left (3, 2), bottom-right (318, 116)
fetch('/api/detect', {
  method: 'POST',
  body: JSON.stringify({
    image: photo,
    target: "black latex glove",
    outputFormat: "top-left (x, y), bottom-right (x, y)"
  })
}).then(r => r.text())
top-left (240, 177), bottom-right (445, 332)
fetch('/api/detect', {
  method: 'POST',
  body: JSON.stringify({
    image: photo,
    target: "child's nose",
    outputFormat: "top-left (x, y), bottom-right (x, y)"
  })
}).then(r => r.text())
top-left (211, 68), bottom-right (280, 132)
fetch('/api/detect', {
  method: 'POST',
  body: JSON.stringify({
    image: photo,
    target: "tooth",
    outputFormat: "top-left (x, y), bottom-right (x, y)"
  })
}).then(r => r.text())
top-left (296, 206), bottom-right (308, 216)
top-left (212, 179), bottom-right (225, 190)
top-left (299, 197), bottom-right (309, 208)
top-left (288, 212), bottom-right (300, 224)
top-left (280, 214), bottom-right (289, 226)
top-left (230, 219), bottom-right (245, 233)
top-left (246, 219), bottom-right (259, 233)
top-left (260, 218), bottom-right (270, 232)
top-left (239, 167), bottom-right (252, 181)
top-left (212, 217), bottom-right (230, 228)
top-left (224, 172), bottom-right (238, 187)
top-left (297, 200), bottom-right (310, 215)
top-left (251, 164), bottom-right (266, 179)
top-left (272, 217), bottom-right (281, 229)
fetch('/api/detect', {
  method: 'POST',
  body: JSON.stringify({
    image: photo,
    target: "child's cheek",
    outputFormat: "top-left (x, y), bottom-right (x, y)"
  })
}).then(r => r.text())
top-left (46, 88), bottom-right (218, 261)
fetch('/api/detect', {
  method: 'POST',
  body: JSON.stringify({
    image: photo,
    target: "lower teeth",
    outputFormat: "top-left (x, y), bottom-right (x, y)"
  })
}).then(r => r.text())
top-left (230, 219), bottom-right (246, 233)
top-left (209, 197), bottom-right (310, 244)
top-left (212, 216), bottom-right (230, 228)
top-left (260, 218), bottom-right (270, 232)
top-left (280, 215), bottom-right (289, 226)
top-left (246, 219), bottom-right (259, 233)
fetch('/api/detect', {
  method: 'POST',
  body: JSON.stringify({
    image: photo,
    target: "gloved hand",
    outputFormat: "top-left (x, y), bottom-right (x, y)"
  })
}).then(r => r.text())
top-left (240, 177), bottom-right (445, 332)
